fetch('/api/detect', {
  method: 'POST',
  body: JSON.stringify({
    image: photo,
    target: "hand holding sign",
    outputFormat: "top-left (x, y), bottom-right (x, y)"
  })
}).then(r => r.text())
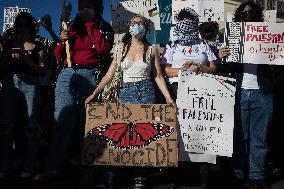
top-left (189, 64), bottom-right (200, 73)
top-left (225, 22), bottom-right (284, 65)
top-left (219, 46), bottom-right (230, 58)
top-left (60, 29), bottom-right (69, 42)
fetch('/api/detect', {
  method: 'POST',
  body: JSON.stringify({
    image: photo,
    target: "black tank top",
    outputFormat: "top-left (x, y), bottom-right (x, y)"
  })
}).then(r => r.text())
top-left (10, 40), bottom-right (45, 75)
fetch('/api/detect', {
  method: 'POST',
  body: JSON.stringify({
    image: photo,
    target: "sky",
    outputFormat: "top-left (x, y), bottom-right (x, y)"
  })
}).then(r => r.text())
top-left (0, 0), bottom-right (121, 39)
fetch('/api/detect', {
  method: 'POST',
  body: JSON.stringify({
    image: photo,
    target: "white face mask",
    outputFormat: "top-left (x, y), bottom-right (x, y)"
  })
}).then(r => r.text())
top-left (129, 24), bottom-right (146, 39)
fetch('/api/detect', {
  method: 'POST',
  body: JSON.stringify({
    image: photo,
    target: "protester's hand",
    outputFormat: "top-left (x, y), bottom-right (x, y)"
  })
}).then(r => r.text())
top-left (11, 51), bottom-right (31, 64)
top-left (182, 61), bottom-right (194, 69)
top-left (61, 29), bottom-right (70, 42)
top-left (166, 97), bottom-right (176, 107)
top-left (188, 64), bottom-right (200, 73)
top-left (41, 15), bottom-right (53, 32)
top-left (11, 52), bottom-right (23, 61)
top-left (219, 46), bottom-right (231, 58)
top-left (85, 92), bottom-right (97, 107)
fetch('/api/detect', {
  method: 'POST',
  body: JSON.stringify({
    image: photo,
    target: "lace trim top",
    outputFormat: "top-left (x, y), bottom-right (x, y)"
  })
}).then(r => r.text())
top-left (121, 46), bottom-right (152, 83)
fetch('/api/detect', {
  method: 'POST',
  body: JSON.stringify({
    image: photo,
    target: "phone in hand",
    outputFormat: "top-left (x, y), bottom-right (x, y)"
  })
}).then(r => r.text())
top-left (11, 48), bottom-right (21, 54)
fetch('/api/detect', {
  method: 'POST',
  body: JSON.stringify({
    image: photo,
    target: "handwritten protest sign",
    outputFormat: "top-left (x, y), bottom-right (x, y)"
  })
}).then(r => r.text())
top-left (172, 0), bottom-right (224, 24)
top-left (3, 6), bottom-right (30, 32)
top-left (225, 22), bottom-right (284, 65)
top-left (177, 70), bottom-right (236, 157)
top-left (83, 103), bottom-right (178, 167)
top-left (111, 0), bottom-right (161, 34)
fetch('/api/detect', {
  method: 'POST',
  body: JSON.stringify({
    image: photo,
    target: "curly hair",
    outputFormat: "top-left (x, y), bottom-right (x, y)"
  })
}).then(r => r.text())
top-left (199, 22), bottom-right (219, 40)
top-left (177, 7), bottom-right (199, 22)
top-left (177, 10), bottom-right (194, 21)
top-left (121, 15), bottom-right (150, 63)
top-left (234, 1), bottom-right (264, 22)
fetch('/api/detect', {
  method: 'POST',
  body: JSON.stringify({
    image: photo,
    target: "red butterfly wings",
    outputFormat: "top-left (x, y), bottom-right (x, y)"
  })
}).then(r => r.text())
top-left (87, 122), bottom-right (174, 149)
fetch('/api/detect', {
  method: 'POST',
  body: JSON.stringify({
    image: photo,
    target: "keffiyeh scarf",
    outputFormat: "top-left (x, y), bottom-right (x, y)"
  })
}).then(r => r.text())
top-left (171, 8), bottom-right (200, 46)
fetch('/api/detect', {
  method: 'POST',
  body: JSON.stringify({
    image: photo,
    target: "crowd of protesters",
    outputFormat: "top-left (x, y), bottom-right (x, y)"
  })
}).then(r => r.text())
top-left (0, 0), bottom-right (284, 189)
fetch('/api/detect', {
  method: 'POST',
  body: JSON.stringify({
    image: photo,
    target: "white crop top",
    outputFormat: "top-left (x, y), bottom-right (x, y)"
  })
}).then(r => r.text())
top-left (121, 46), bottom-right (152, 83)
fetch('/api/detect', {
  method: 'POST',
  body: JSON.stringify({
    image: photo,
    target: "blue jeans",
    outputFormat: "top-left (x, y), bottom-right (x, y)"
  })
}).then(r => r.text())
top-left (234, 89), bottom-right (273, 180)
top-left (117, 80), bottom-right (156, 180)
top-left (13, 74), bottom-right (41, 172)
top-left (46, 68), bottom-right (98, 172)
top-left (118, 80), bottom-right (156, 104)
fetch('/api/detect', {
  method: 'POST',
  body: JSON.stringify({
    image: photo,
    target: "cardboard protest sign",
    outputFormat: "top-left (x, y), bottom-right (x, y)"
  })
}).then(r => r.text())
top-left (172, 0), bottom-right (224, 24)
top-left (3, 6), bottom-right (30, 32)
top-left (83, 103), bottom-right (178, 167)
top-left (225, 22), bottom-right (284, 65)
top-left (111, 0), bottom-right (161, 34)
top-left (177, 70), bottom-right (236, 157)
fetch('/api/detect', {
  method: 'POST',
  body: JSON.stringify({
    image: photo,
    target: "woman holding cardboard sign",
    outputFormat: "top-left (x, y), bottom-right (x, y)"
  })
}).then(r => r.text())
top-left (85, 15), bottom-right (175, 188)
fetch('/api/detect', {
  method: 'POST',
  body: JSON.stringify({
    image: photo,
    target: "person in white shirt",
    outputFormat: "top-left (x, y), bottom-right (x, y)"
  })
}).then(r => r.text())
top-left (229, 2), bottom-right (273, 188)
top-left (160, 8), bottom-right (218, 188)
top-left (161, 7), bottom-right (217, 100)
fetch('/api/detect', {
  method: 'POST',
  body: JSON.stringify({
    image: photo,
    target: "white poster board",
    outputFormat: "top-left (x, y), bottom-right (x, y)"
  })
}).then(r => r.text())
top-left (111, 0), bottom-right (161, 34)
top-left (225, 22), bottom-right (284, 65)
top-left (177, 70), bottom-right (236, 157)
top-left (172, 0), bottom-right (224, 24)
top-left (3, 6), bottom-right (30, 32)
top-left (263, 10), bottom-right (277, 23)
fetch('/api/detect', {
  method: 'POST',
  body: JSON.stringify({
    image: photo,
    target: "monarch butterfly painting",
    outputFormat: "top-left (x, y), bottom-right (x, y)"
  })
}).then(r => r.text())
top-left (87, 122), bottom-right (174, 150)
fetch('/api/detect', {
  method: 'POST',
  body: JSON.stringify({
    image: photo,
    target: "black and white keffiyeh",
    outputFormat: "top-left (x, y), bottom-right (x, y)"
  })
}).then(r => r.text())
top-left (171, 8), bottom-right (200, 46)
